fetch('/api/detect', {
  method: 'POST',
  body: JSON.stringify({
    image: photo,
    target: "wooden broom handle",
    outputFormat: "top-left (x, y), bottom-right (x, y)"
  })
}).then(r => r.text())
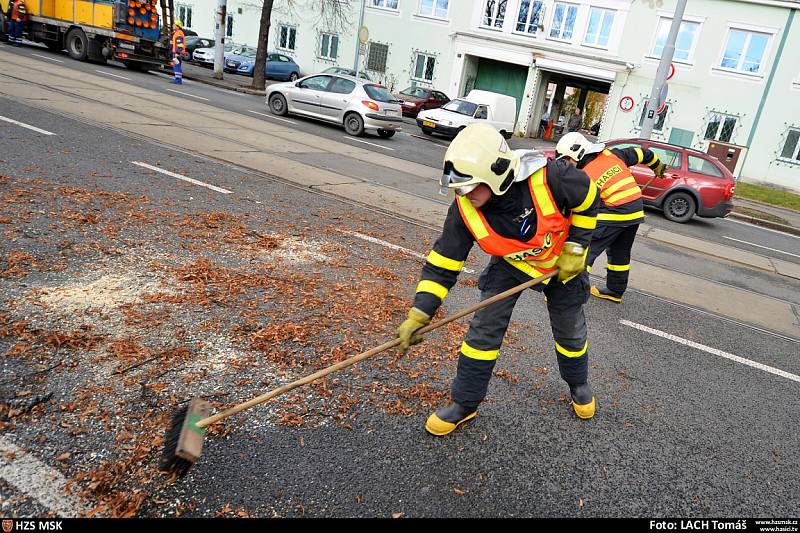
top-left (196, 269), bottom-right (559, 427)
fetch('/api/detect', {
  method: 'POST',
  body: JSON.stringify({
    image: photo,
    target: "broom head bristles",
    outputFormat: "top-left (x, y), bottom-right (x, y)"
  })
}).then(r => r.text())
top-left (159, 398), bottom-right (211, 477)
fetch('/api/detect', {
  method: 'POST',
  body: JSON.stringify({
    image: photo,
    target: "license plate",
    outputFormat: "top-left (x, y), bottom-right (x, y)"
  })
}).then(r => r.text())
top-left (118, 43), bottom-right (135, 50)
top-left (423, 120), bottom-right (435, 128)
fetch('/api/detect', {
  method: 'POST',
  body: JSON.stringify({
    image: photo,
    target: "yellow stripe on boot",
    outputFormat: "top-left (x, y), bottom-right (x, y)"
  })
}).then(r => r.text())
top-left (572, 396), bottom-right (596, 419)
top-left (591, 285), bottom-right (622, 303)
top-left (425, 403), bottom-right (477, 436)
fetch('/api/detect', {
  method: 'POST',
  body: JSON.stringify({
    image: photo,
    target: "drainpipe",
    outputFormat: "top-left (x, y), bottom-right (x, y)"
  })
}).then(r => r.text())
top-left (738, 8), bottom-right (795, 180)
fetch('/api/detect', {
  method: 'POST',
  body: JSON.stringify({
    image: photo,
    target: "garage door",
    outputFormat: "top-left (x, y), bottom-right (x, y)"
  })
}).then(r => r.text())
top-left (474, 58), bottom-right (528, 117)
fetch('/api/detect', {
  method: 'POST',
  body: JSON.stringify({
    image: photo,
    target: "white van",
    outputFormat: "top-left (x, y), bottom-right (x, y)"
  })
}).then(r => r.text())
top-left (416, 89), bottom-right (517, 139)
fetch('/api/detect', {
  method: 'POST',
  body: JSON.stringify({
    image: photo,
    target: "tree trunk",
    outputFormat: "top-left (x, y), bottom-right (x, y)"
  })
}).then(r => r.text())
top-left (252, 0), bottom-right (274, 91)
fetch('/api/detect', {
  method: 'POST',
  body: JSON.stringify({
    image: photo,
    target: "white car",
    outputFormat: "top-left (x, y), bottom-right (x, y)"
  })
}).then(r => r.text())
top-left (192, 43), bottom-right (252, 67)
top-left (266, 74), bottom-right (402, 137)
top-left (416, 89), bottom-right (517, 139)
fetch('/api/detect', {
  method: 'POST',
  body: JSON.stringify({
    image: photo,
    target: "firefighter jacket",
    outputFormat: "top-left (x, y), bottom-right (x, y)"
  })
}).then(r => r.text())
top-left (579, 147), bottom-right (662, 226)
top-left (11, 0), bottom-right (26, 21)
top-left (171, 28), bottom-right (186, 57)
top-left (411, 159), bottom-right (599, 318)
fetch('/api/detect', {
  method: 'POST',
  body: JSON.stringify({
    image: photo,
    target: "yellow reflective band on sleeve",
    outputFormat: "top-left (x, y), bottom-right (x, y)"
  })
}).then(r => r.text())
top-left (416, 280), bottom-right (449, 301)
top-left (571, 214), bottom-right (597, 230)
top-left (531, 170), bottom-right (556, 217)
top-left (634, 147), bottom-right (644, 164)
top-left (645, 154), bottom-right (659, 166)
top-left (573, 181), bottom-right (598, 213)
top-left (605, 187), bottom-right (641, 205)
top-left (586, 264), bottom-right (592, 273)
top-left (458, 196), bottom-right (489, 240)
top-left (597, 210), bottom-right (645, 222)
top-left (427, 250), bottom-right (464, 272)
top-left (503, 257), bottom-right (552, 284)
top-left (555, 340), bottom-right (588, 358)
top-left (607, 263), bottom-right (630, 271)
top-left (460, 341), bottom-right (499, 361)
top-left (602, 176), bottom-right (637, 197)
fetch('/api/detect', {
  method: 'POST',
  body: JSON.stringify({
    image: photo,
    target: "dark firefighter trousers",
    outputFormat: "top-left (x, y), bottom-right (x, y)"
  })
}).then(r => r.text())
top-left (451, 257), bottom-right (590, 411)
top-left (587, 223), bottom-right (638, 296)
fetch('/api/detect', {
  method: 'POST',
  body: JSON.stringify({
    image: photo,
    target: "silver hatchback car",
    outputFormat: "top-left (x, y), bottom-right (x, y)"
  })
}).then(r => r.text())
top-left (266, 74), bottom-right (403, 137)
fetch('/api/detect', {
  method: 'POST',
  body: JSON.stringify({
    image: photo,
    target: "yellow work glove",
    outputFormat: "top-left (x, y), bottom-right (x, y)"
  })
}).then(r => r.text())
top-left (556, 242), bottom-right (586, 283)
top-left (653, 161), bottom-right (668, 178)
top-left (396, 308), bottom-right (430, 352)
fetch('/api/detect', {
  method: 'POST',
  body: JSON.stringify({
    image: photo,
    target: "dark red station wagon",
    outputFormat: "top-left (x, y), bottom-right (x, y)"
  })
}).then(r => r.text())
top-left (394, 87), bottom-right (450, 118)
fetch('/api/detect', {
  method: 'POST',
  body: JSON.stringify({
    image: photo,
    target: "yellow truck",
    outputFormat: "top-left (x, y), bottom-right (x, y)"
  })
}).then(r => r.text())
top-left (1, 0), bottom-right (175, 69)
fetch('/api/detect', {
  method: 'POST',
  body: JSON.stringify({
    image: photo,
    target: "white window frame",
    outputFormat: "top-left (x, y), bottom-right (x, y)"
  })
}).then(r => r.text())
top-left (412, 51), bottom-right (436, 82)
top-left (277, 25), bottom-right (297, 52)
top-left (582, 7), bottom-right (615, 49)
top-left (513, 0), bottom-right (544, 36)
top-left (176, 3), bottom-right (193, 28)
top-left (418, 0), bottom-right (449, 19)
top-left (778, 127), bottom-right (800, 164)
top-left (717, 24), bottom-right (773, 76)
top-left (647, 16), bottom-right (702, 65)
top-left (481, 0), bottom-right (508, 30)
top-left (318, 32), bottom-right (339, 61)
top-left (548, 2), bottom-right (580, 42)
top-left (369, 0), bottom-right (399, 11)
top-left (703, 111), bottom-right (739, 143)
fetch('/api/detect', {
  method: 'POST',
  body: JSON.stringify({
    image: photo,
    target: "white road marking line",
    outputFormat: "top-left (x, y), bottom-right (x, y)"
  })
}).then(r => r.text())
top-left (95, 69), bottom-right (132, 81)
top-left (0, 114), bottom-right (56, 135)
top-left (31, 53), bottom-right (63, 63)
top-left (341, 230), bottom-right (475, 274)
top-left (248, 109), bottom-right (296, 124)
top-left (166, 88), bottom-right (209, 101)
top-left (0, 435), bottom-right (88, 517)
top-left (722, 236), bottom-right (800, 259)
top-left (131, 161), bottom-right (232, 194)
top-left (342, 136), bottom-right (396, 151)
top-left (725, 217), bottom-right (799, 238)
top-left (620, 319), bottom-right (800, 383)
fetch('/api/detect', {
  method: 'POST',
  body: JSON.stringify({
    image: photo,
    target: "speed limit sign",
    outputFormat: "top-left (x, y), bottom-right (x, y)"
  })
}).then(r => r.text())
top-left (619, 96), bottom-right (635, 112)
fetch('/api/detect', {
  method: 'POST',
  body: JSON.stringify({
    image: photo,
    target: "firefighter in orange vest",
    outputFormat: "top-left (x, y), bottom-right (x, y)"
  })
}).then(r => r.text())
top-left (396, 124), bottom-right (600, 436)
top-left (555, 132), bottom-right (667, 303)
top-left (8, 0), bottom-right (27, 46)
top-left (170, 20), bottom-right (186, 84)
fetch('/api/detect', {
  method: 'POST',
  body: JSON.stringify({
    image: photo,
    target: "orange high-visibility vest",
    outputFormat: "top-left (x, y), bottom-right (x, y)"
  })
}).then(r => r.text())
top-left (11, 0), bottom-right (26, 20)
top-left (583, 149), bottom-right (642, 207)
top-left (456, 167), bottom-right (569, 282)
top-left (171, 28), bottom-right (185, 55)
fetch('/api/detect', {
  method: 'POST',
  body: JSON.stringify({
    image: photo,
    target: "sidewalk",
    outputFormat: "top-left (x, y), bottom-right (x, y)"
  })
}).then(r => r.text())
top-left (731, 197), bottom-right (800, 236)
top-left (175, 61), bottom-right (271, 95)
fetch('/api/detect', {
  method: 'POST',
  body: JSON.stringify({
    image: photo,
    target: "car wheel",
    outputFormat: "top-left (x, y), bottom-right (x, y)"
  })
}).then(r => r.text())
top-left (421, 128), bottom-right (433, 136)
top-left (377, 129), bottom-right (395, 139)
top-left (662, 191), bottom-right (696, 223)
top-left (65, 28), bottom-right (88, 61)
top-left (289, 72), bottom-right (299, 82)
top-left (269, 93), bottom-right (289, 116)
top-left (344, 113), bottom-right (365, 136)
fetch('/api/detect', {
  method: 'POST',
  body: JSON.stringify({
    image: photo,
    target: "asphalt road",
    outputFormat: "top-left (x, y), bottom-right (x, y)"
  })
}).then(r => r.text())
top-left (1, 48), bottom-right (799, 518)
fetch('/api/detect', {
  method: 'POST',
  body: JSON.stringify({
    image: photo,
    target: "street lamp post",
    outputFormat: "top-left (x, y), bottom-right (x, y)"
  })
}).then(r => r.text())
top-left (353, 0), bottom-right (366, 78)
top-left (640, 0), bottom-right (688, 139)
top-left (213, 0), bottom-right (227, 80)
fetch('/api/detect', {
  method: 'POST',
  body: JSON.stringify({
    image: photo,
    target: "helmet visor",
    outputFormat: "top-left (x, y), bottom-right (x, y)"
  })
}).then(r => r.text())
top-left (439, 164), bottom-right (474, 196)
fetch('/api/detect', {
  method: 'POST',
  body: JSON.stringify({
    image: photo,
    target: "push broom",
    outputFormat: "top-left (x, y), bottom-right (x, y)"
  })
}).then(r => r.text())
top-left (159, 269), bottom-right (559, 476)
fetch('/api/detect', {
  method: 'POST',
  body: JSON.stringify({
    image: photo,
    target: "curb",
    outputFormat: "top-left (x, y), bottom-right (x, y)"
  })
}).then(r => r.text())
top-left (728, 211), bottom-right (800, 236)
top-left (181, 72), bottom-right (266, 96)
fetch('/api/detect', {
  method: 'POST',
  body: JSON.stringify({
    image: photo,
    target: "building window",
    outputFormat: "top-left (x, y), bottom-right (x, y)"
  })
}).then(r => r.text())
top-left (367, 42), bottom-right (389, 72)
top-left (278, 25), bottom-right (297, 51)
top-left (176, 4), bottom-right (192, 28)
top-left (371, 0), bottom-right (398, 9)
top-left (226, 14), bottom-right (233, 38)
top-left (583, 7), bottom-right (614, 48)
top-left (482, 0), bottom-right (507, 28)
top-left (413, 52), bottom-right (436, 81)
top-left (704, 112), bottom-right (738, 143)
top-left (419, 0), bottom-right (448, 18)
top-left (638, 101), bottom-right (670, 132)
top-left (651, 18), bottom-right (700, 63)
top-left (549, 2), bottom-right (579, 41)
top-left (319, 33), bottom-right (338, 60)
top-left (721, 28), bottom-right (770, 74)
top-left (516, 0), bottom-right (543, 34)
top-left (779, 128), bottom-right (800, 163)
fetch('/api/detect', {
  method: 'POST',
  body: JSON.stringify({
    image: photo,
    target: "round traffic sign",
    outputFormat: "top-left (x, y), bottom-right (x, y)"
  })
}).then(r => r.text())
top-left (358, 26), bottom-right (369, 44)
top-left (619, 96), bottom-right (635, 112)
top-left (666, 63), bottom-right (676, 81)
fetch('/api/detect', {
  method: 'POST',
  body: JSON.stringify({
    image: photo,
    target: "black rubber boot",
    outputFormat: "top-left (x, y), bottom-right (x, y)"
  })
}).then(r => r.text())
top-left (591, 285), bottom-right (623, 303)
top-left (570, 382), bottom-right (596, 419)
top-left (425, 402), bottom-right (477, 436)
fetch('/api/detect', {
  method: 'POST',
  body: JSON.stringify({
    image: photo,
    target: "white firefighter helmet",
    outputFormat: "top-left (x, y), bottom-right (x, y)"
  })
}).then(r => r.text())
top-left (555, 131), bottom-right (605, 162)
top-left (440, 123), bottom-right (521, 197)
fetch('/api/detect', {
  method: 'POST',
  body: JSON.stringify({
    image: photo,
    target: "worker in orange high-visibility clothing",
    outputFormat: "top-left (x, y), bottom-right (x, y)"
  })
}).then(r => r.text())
top-left (8, 0), bottom-right (27, 46)
top-left (170, 20), bottom-right (186, 84)
top-left (555, 132), bottom-right (667, 303)
top-left (396, 124), bottom-right (600, 436)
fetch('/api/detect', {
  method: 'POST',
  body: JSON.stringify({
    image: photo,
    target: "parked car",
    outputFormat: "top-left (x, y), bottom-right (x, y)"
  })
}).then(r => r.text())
top-left (395, 86), bottom-right (449, 117)
top-left (545, 139), bottom-right (736, 223)
top-left (224, 49), bottom-right (256, 74)
top-left (192, 43), bottom-right (250, 67)
top-left (416, 90), bottom-right (516, 139)
top-left (229, 52), bottom-right (301, 80)
top-left (182, 36), bottom-right (214, 61)
top-left (323, 67), bottom-right (371, 80)
top-left (267, 74), bottom-right (402, 137)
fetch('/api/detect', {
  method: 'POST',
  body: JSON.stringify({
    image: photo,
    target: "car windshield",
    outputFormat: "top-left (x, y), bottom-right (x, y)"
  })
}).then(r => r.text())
top-left (363, 84), bottom-right (395, 103)
top-left (442, 99), bottom-right (478, 116)
top-left (400, 87), bottom-right (427, 98)
top-left (239, 50), bottom-right (256, 59)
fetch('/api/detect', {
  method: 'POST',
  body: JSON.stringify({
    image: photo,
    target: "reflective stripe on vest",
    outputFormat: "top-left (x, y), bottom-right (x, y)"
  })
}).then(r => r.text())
top-left (583, 149), bottom-right (642, 207)
top-left (172, 30), bottom-right (186, 53)
top-left (456, 168), bottom-right (569, 280)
